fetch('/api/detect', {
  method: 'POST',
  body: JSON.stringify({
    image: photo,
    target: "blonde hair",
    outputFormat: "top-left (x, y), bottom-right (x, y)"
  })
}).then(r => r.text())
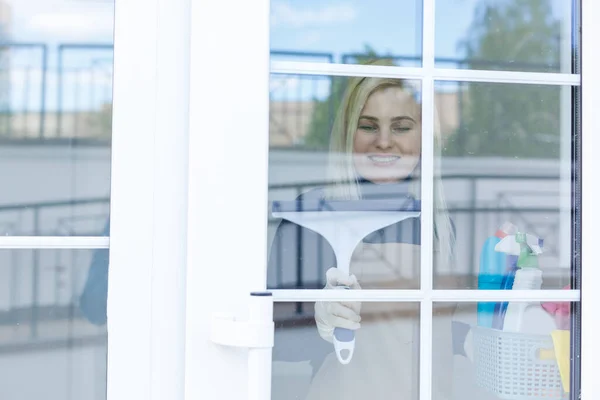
top-left (324, 67), bottom-right (455, 265)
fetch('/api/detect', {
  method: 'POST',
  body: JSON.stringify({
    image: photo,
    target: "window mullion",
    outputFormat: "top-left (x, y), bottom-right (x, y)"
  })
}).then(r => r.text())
top-left (269, 63), bottom-right (580, 86)
top-left (270, 289), bottom-right (581, 302)
top-left (420, 0), bottom-right (435, 399)
top-left (0, 236), bottom-right (109, 249)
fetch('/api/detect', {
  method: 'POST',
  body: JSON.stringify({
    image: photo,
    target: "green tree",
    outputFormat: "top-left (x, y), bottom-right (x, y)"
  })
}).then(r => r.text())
top-left (444, 0), bottom-right (562, 158)
top-left (304, 46), bottom-right (395, 149)
top-left (303, 76), bottom-right (344, 148)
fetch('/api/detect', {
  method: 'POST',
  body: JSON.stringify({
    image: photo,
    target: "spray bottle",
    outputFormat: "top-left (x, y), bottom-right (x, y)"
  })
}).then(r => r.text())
top-left (477, 222), bottom-right (517, 327)
top-left (491, 253), bottom-right (519, 330)
top-left (499, 232), bottom-right (556, 334)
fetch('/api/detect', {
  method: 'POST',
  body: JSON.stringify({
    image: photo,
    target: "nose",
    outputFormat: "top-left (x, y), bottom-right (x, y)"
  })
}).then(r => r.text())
top-left (375, 127), bottom-right (392, 149)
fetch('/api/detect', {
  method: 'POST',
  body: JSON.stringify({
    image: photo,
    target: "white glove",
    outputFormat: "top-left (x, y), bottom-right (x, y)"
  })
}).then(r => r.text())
top-left (314, 267), bottom-right (362, 343)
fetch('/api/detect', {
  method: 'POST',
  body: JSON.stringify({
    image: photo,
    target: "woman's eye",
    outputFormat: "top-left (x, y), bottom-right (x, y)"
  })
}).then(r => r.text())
top-left (392, 124), bottom-right (412, 133)
top-left (359, 125), bottom-right (377, 132)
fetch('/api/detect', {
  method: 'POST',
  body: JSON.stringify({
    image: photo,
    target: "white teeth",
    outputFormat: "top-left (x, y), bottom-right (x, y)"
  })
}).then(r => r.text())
top-left (369, 156), bottom-right (399, 162)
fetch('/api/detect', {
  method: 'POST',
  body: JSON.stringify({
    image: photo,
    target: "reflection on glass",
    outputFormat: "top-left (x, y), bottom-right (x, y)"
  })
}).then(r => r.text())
top-left (434, 81), bottom-right (574, 290)
top-left (434, 302), bottom-right (576, 400)
top-left (0, 249), bottom-right (108, 399)
top-left (268, 70), bottom-right (429, 290)
top-left (435, 0), bottom-right (577, 73)
top-left (270, 0), bottom-right (422, 66)
top-left (0, 0), bottom-right (114, 236)
top-left (272, 302), bottom-right (420, 400)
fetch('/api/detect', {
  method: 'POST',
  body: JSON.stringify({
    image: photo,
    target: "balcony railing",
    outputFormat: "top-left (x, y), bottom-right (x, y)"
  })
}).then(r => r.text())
top-left (0, 172), bottom-right (569, 350)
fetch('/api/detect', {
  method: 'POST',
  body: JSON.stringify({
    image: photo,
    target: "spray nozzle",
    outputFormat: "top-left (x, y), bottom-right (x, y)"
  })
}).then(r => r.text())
top-left (514, 232), bottom-right (540, 268)
top-left (494, 231), bottom-right (543, 269)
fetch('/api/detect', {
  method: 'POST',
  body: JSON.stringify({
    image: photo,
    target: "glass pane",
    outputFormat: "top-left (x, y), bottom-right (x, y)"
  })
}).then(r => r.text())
top-left (433, 302), bottom-right (578, 400)
top-left (270, 0), bottom-right (422, 66)
top-left (0, 249), bottom-right (108, 399)
top-left (0, 0), bottom-right (114, 236)
top-left (433, 82), bottom-right (575, 291)
top-left (268, 74), bottom-right (422, 290)
top-left (272, 301), bottom-right (419, 399)
top-left (435, 0), bottom-right (577, 73)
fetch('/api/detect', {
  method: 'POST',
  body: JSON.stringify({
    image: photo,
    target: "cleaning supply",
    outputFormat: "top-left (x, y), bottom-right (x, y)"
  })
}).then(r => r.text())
top-left (542, 285), bottom-right (572, 330)
top-left (491, 255), bottom-right (518, 330)
top-left (272, 197), bottom-right (420, 365)
top-left (501, 232), bottom-right (557, 334)
top-left (551, 330), bottom-right (571, 393)
top-left (492, 231), bottom-right (546, 329)
top-left (538, 329), bottom-right (571, 393)
top-left (477, 222), bottom-right (517, 327)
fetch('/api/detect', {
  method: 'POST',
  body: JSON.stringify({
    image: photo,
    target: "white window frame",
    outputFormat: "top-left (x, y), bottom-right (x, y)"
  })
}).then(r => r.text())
top-left (107, 0), bottom-right (190, 398)
top-left (581, 1), bottom-right (599, 398)
top-left (185, 1), bottom-right (596, 399)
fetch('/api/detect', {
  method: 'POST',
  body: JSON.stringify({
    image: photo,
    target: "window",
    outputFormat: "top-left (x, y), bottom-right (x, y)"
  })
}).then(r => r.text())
top-left (0, 1), bottom-right (113, 398)
top-left (267, 1), bottom-right (580, 399)
top-left (185, 1), bottom-right (593, 399)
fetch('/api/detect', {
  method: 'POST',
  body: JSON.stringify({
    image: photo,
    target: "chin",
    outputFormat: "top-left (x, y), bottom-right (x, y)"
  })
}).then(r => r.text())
top-left (354, 158), bottom-right (418, 184)
top-left (357, 167), bottom-right (414, 184)
top-left (367, 177), bottom-right (407, 184)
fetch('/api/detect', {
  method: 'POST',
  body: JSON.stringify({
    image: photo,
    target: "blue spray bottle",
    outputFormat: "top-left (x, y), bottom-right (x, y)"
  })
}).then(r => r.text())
top-left (491, 255), bottom-right (519, 330)
top-left (477, 222), bottom-right (517, 327)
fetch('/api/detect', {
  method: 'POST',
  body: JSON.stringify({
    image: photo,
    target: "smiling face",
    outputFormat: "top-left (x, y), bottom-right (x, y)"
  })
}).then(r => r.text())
top-left (352, 86), bottom-right (422, 183)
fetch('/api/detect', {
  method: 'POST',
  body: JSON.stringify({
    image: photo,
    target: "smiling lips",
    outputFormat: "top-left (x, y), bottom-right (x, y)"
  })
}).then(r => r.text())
top-left (367, 154), bottom-right (401, 166)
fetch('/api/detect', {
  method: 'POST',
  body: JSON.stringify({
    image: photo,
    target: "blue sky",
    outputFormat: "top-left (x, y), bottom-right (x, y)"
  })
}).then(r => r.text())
top-left (4, 0), bottom-right (573, 111)
top-left (270, 0), bottom-right (571, 63)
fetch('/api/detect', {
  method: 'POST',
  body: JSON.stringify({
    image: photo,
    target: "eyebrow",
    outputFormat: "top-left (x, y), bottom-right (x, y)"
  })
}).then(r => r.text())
top-left (359, 115), bottom-right (417, 123)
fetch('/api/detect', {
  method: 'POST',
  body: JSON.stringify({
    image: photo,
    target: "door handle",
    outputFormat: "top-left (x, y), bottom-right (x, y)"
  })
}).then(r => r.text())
top-left (210, 292), bottom-right (274, 348)
top-left (210, 292), bottom-right (274, 400)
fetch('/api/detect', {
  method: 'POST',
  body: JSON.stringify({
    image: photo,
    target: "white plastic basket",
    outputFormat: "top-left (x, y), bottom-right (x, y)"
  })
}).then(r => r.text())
top-left (471, 326), bottom-right (565, 400)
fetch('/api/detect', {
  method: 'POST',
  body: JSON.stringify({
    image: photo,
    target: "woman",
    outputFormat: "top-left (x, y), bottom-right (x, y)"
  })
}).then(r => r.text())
top-left (268, 64), bottom-right (466, 400)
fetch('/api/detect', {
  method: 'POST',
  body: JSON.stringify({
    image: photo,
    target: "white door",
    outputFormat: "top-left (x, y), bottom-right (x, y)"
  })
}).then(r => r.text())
top-left (0, 0), bottom-right (189, 399)
top-left (186, 0), bottom-right (598, 399)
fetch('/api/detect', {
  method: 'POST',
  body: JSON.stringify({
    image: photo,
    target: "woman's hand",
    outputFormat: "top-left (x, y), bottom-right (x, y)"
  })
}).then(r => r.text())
top-left (314, 267), bottom-right (362, 343)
